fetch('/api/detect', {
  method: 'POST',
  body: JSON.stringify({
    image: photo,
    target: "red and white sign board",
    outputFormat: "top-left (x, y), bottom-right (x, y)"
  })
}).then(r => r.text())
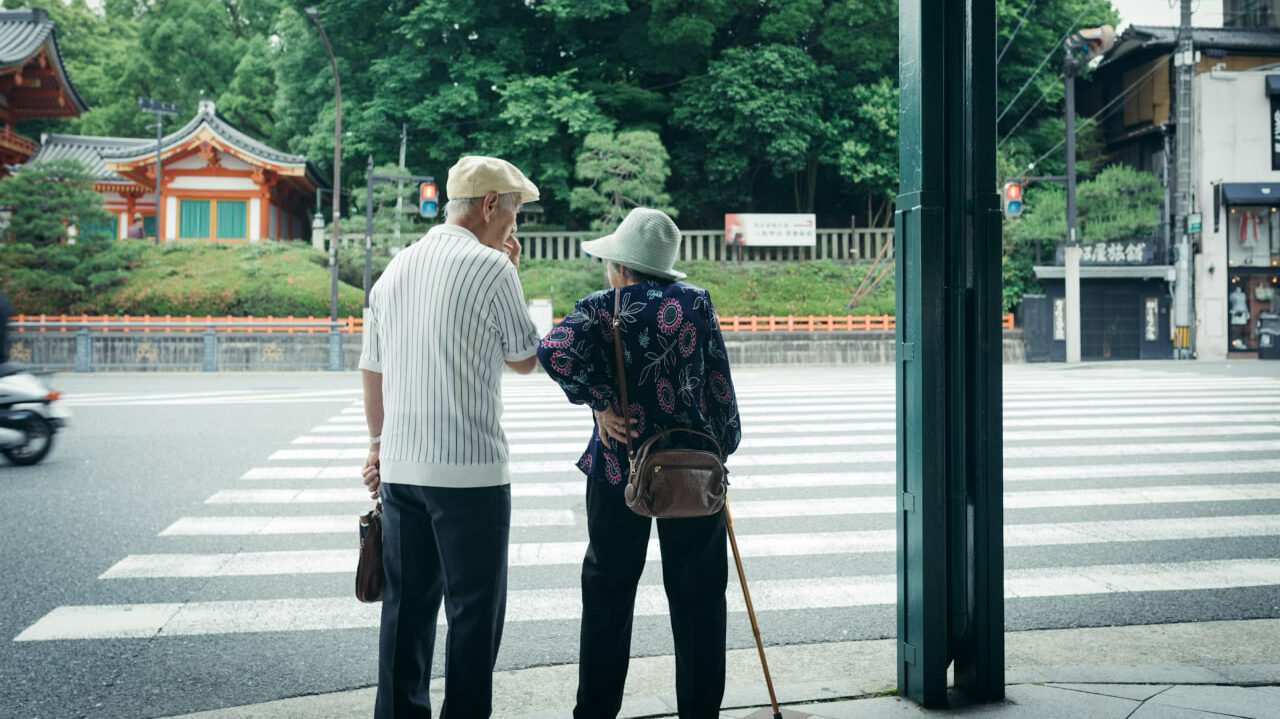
top-left (724, 213), bottom-right (816, 247)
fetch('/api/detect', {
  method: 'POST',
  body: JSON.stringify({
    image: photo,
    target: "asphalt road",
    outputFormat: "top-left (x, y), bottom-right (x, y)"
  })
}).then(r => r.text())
top-left (2, 364), bottom-right (1279, 719)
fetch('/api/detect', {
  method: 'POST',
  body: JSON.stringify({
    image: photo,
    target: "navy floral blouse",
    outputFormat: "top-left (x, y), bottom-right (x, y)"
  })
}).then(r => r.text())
top-left (536, 280), bottom-right (742, 488)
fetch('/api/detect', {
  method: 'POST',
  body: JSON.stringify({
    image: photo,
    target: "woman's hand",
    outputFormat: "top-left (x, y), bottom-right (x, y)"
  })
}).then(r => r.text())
top-left (594, 404), bottom-right (638, 446)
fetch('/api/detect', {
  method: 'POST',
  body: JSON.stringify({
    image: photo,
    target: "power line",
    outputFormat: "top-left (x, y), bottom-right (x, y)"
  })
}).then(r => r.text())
top-left (997, 1), bottom-right (1103, 123)
top-left (1023, 54), bottom-right (1171, 171)
top-left (998, 82), bottom-right (1058, 148)
top-left (997, 0), bottom-right (1040, 65)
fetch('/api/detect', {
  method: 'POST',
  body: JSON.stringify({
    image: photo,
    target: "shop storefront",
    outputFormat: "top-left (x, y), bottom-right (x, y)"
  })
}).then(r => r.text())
top-left (1217, 185), bottom-right (1280, 353)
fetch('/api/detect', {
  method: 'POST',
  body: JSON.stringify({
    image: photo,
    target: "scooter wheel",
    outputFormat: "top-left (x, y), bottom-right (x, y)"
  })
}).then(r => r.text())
top-left (2, 414), bottom-right (54, 466)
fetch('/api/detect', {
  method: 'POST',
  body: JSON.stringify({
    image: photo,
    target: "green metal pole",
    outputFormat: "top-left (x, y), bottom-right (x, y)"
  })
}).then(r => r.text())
top-left (896, 0), bottom-right (950, 706)
top-left (897, 0), bottom-right (1003, 707)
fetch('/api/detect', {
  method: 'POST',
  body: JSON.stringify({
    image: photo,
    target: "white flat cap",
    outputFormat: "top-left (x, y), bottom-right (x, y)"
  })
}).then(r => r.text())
top-left (446, 156), bottom-right (540, 204)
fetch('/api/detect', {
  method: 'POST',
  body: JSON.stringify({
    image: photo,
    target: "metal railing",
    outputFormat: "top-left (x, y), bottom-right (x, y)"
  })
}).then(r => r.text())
top-left (516, 228), bottom-right (895, 263)
top-left (8, 318), bottom-right (348, 372)
top-left (346, 228), bottom-right (895, 263)
top-left (717, 314), bottom-right (1016, 332)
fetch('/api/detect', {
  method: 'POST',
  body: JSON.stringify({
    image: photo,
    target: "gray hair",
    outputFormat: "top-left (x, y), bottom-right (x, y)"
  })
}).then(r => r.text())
top-left (605, 260), bottom-right (660, 284)
top-left (444, 192), bottom-right (522, 221)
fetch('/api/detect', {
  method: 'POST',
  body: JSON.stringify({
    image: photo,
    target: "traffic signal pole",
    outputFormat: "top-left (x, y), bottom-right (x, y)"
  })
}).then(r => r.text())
top-left (1172, 0), bottom-right (1195, 357)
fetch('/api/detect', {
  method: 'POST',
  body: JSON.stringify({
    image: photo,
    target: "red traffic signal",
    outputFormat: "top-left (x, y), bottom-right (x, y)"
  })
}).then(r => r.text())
top-left (1002, 182), bottom-right (1023, 217)
top-left (419, 181), bottom-right (438, 218)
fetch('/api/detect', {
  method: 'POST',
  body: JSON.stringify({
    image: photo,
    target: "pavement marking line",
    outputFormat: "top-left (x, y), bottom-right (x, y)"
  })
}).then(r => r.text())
top-left (340, 408), bottom-right (363, 415)
top-left (509, 440), bottom-right (1280, 473)
top-left (498, 426), bottom-right (1280, 455)
top-left (726, 484), bottom-right (1280, 519)
top-left (158, 510), bottom-right (575, 536)
top-left (269, 449), bottom-right (367, 460)
top-left (497, 412), bottom-right (1280, 433)
top-left (98, 515), bottom-right (1280, 578)
top-left (206, 483), bottom-right (1280, 513)
top-left (241, 467), bottom-right (363, 480)
top-left (309, 425), bottom-right (370, 433)
top-left (499, 402), bottom-right (1280, 424)
top-left (238, 459), bottom-right (1280, 487)
top-left (21, 558), bottom-right (1280, 640)
top-left (69, 391), bottom-right (365, 407)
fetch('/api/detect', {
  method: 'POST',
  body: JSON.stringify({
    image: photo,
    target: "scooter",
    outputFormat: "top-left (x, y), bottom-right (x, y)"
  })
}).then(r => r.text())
top-left (0, 363), bottom-right (69, 466)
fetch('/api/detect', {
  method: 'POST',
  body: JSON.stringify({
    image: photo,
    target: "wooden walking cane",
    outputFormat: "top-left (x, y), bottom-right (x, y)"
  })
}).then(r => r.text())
top-left (726, 500), bottom-right (811, 719)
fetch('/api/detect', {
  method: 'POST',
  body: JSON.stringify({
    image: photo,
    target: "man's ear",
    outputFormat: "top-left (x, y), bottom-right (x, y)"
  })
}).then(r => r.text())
top-left (482, 192), bottom-right (499, 223)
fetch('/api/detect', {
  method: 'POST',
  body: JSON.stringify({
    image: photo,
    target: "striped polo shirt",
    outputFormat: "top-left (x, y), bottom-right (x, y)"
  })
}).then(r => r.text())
top-left (359, 224), bottom-right (540, 488)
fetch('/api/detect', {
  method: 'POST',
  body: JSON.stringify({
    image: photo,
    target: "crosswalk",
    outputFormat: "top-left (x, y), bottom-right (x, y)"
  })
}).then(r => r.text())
top-left (14, 367), bottom-right (1280, 666)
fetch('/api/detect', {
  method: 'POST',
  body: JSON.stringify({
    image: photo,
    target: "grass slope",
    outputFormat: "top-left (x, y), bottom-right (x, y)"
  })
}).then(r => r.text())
top-left (1, 242), bottom-right (893, 318)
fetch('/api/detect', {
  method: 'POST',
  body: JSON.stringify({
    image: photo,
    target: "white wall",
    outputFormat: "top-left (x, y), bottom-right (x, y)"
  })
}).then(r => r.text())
top-left (1193, 70), bottom-right (1280, 359)
top-left (168, 175), bottom-right (258, 191)
top-left (165, 195), bottom-right (178, 240)
top-left (249, 198), bottom-right (261, 242)
top-left (117, 211), bottom-right (128, 239)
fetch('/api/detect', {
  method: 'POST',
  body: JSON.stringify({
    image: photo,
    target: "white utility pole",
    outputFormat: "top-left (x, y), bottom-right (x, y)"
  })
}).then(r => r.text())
top-left (1172, 0), bottom-right (1195, 357)
top-left (394, 123), bottom-right (406, 244)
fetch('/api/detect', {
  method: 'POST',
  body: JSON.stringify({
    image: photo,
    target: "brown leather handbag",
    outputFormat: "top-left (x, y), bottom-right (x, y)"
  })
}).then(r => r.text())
top-left (356, 502), bottom-right (384, 603)
top-left (612, 291), bottom-right (727, 518)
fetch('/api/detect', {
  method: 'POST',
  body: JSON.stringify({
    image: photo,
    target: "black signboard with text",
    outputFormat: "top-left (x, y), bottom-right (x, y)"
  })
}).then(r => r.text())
top-left (1054, 239), bottom-right (1157, 266)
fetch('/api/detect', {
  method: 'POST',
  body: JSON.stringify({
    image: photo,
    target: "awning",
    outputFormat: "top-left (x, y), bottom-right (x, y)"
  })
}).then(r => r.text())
top-left (1221, 183), bottom-right (1280, 205)
top-left (1033, 265), bottom-right (1176, 281)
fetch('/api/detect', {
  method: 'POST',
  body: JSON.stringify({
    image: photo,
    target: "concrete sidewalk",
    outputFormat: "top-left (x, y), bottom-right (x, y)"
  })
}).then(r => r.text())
top-left (169, 618), bottom-right (1280, 718)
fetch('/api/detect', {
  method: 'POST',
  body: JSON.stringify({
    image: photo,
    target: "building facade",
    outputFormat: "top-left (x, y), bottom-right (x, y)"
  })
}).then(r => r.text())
top-left (29, 99), bottom-right (326, 243)
top-left (1084, 21), bottom-right (1280, 359)
top-left (1194, 68), bottom-right (1280, 357)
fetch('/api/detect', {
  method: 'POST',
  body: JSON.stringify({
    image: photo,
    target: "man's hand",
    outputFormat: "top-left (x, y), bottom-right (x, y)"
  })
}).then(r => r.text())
top-left (503, 235), bottom-right (522, 269)
top-left (362, 445), bottom-right (381, 501)
top-left (594, 404), bottom-right (638, 446)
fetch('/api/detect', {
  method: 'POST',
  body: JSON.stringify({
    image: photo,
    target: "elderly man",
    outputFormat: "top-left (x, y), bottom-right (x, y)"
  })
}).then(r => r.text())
top-left (359, 156), bottom-right (541, 718)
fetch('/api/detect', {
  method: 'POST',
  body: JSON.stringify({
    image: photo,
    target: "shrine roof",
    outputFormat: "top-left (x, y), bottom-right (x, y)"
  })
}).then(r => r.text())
top-left (0, 9), bottom-right (89, 114)
top-left (29, 134), bottom-right (150, 182)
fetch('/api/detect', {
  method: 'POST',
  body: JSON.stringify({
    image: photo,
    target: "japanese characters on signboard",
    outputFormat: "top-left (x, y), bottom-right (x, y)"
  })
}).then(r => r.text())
top-left (1054, 240), bottom-right (1156, 265)
top-left (725, 213), bottom-right (817, 247)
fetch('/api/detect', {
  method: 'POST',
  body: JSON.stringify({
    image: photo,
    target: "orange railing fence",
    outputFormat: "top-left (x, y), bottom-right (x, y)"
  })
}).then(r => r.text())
top-left (11, 313), bottom-right (1014, 333)
top-left (10, 314), bottom-right (363, 334)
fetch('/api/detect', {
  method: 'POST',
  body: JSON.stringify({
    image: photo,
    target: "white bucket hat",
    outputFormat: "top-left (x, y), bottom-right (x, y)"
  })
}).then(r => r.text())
top-left (580, 208), bottom-right (686, 281)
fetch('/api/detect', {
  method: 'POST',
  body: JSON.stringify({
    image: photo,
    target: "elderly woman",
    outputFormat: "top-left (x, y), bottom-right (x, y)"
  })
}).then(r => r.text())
top-left (536, 208), bottom-right (741, 718)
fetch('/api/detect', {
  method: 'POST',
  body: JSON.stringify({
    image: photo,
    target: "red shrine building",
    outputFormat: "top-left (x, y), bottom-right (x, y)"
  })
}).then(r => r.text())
top-left (0, 9), bottom-right (89, 172)
top-left (32, 99), bottom-right (327, 242)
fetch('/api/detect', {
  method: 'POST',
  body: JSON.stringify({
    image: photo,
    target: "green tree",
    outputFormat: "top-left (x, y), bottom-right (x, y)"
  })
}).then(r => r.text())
top-left (338, 163), bottom-right (424, 241)
top-left (570, 130), bottom-right (676, 230)
top-left (0, 159), bottom-right (115, 246)
top-left (218, 34), bottom-right (277, 140)
top-left (835, 78), bottom-right (899, 227)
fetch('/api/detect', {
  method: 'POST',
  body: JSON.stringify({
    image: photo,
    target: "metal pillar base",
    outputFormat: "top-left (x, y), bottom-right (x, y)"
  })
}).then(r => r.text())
top-left (74, 330), bottom-right (92, 373)
top-left (327, 331), bottom-right (343, 371)
top-left (202, 330), bottom-right (218, 372)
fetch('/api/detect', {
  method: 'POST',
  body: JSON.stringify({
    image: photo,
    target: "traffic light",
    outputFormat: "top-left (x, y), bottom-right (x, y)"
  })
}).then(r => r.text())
top-left (1002, 181), bottom-right (1023, 217)
top-left (1067, 25), bottom-right (1116, 63)
top-left (419, 181), bottom-right (438, 218)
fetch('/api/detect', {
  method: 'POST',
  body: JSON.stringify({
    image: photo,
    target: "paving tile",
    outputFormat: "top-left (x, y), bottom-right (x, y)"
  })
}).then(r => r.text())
top-left (1210, 664), bottom-right (1280, 686)
top-left (1147, 685), bottom-right (1280, 719)
top-left (1127, 704), bottom-right (1227, 719)
top-left (798, 684), bottom-right (1138, 719)
top-left (1034, 665), bottom-right (1228, 685)
top-left (1045, 683), bottom-right (1172, 702)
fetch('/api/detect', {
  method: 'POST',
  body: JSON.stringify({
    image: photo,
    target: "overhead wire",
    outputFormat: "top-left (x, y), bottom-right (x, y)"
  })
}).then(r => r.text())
top-left (997, 0), bottom-right (1107, 123)
top-left (1022, 54), bottom-right (1171, 172)
top-left (997, 0), bottom-right (1040, 65)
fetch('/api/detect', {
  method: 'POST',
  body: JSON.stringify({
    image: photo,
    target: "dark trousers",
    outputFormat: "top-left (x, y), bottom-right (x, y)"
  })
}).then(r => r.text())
top-left (375, 482), bottom-right (511, 719)
top-left (575, 480), bottom-right (728, 719)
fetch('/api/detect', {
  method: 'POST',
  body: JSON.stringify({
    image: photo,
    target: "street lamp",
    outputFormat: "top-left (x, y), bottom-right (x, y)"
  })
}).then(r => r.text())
top-left (307, 7), bottom-right (343, 370)
top-left (306, 6), bottom-right (341, 329)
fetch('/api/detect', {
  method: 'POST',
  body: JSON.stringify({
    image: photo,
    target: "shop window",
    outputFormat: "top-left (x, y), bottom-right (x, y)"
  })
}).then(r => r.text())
top-left (216, 200), bottom-right (247, 239)
top-left (1228, 271), bottom-right (1280, 352)
top-left (1227, 206), bottom-right (1280, 268)
top-left (179, 200), bottom-right (211, 239)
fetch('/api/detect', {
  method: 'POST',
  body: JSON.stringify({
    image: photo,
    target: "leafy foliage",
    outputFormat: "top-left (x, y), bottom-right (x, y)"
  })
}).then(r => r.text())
top-left (0, 159), bottom-right (114, 246)
top-left (570, 131), bottom-right (676, 230)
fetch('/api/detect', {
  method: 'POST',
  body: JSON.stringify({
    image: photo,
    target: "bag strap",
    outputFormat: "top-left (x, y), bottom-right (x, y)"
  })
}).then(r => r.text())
top-left (637, 426), bottom-right (724, 460)
top-left (611, 289), bottom-right (635, 467)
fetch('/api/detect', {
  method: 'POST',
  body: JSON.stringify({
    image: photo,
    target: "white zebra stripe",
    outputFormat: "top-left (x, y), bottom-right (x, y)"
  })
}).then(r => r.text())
top-left (19, 559), bottom-right (1280, 640)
